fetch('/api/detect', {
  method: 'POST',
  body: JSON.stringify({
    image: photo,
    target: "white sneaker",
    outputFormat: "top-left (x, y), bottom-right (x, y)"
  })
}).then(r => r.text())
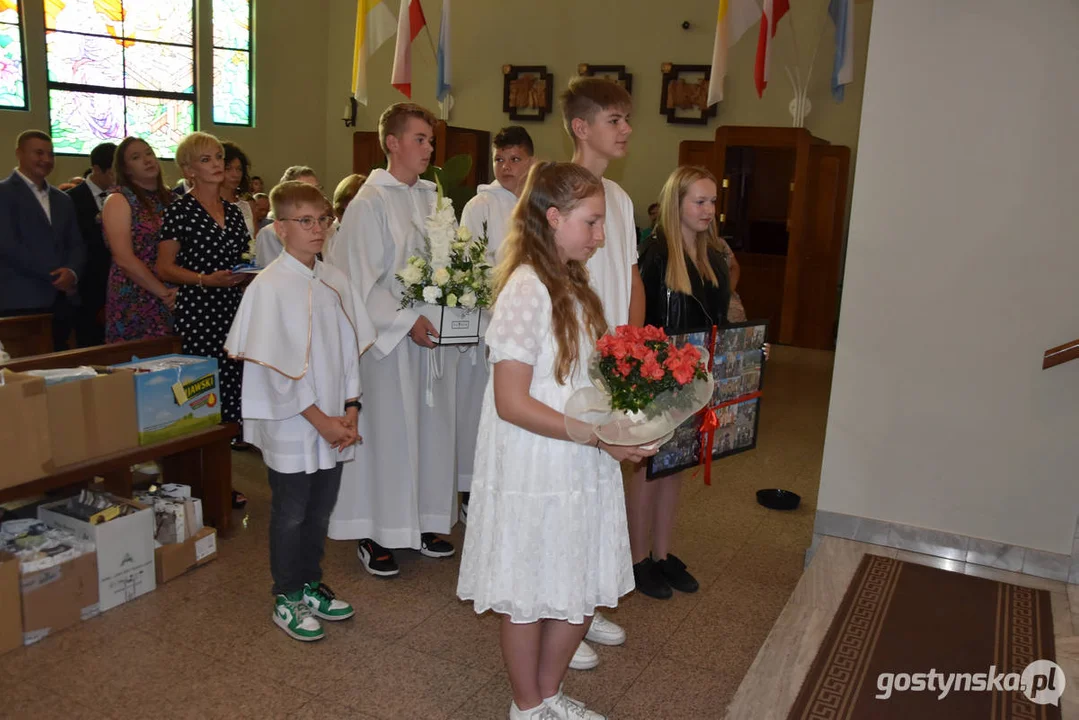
top-left (510, 701), bottom-right (559, 719)
top-left (568, 641), bottom-right (599, 670)
top-left (543, 690), bottom-right (606, 720)
top-left (584, 612), bottom-right (625, 646)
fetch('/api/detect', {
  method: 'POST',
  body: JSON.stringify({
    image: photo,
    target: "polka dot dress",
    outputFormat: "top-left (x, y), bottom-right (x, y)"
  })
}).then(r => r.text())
top-left (161, 194), bottom-right (248, 427)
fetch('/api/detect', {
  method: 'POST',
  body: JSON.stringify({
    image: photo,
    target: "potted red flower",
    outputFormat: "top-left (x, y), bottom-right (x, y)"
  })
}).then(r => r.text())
top-left (566, 325), bottom-right (713, 446)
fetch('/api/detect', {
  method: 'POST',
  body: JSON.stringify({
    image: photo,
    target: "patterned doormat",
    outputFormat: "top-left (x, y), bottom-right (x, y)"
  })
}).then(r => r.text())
top-left (786, 553), bottom-right (1063, 719)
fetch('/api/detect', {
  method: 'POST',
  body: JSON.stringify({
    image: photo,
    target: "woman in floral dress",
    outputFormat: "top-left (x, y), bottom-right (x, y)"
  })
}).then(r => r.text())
top-left (101, 136), bottom-right (176, 342)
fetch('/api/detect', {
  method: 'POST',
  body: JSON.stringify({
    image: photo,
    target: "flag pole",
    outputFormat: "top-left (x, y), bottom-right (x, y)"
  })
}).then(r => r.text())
top-left (417, 0), bottom-right (438, 62)
top-left (804, 7), bottom-right (832, 93)
top-left (781, 3), bottom-right (803, 77)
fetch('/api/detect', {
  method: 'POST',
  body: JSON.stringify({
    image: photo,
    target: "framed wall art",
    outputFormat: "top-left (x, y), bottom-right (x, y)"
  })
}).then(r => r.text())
top-left (503, 65), bottom-right (553, 121)
top-left (659, 63), bottom-right (717, 125)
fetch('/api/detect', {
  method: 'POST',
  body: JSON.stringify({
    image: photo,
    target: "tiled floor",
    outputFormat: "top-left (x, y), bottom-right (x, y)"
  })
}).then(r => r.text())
top-left (0, 346), bottom-right (836, 719)
top-left (725, 535), bottom-right (1079, 719)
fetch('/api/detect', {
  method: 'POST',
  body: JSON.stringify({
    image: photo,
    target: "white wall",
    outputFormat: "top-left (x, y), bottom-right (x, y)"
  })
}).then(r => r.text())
top-left (818, 0), bottom-right (1079, 554)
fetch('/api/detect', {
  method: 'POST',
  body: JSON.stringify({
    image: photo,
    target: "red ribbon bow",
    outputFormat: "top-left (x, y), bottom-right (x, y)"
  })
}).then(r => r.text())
top-left (698, 407), bottom-right (720, 486)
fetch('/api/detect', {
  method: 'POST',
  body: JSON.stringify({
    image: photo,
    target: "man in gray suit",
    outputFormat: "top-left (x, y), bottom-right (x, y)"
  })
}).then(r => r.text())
top-left (0, 130), bottom-right (86, 350)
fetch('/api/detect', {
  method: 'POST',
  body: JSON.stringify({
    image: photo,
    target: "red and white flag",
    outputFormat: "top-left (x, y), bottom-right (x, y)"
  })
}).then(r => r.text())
top-left (390, 0), bottom-right (427, 98)
top-left (754, 0), bottom-right (789, 97)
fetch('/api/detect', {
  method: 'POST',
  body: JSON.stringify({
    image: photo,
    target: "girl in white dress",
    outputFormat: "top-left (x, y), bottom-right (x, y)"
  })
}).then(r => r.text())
top-left (457, 162), bottom-right (657, 720)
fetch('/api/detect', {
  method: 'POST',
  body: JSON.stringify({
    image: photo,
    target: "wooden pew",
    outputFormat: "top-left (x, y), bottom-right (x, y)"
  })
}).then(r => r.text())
top-left (2, 335), bottom-right (181, 371)
top-left (0, 335), bottom-right (236, 533)
top-left (0, 314), bottom-right (53, 358)
top-left (0, 424), bottom-right (238, 533)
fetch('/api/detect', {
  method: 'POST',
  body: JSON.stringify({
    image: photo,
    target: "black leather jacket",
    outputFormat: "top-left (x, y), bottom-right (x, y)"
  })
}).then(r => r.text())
top-left (638, 231), bottom-right (731, 333)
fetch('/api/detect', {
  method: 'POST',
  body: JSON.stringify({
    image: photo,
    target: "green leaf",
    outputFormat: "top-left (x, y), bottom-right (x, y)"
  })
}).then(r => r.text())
top-left (440, 154), bottom-right (473, 188)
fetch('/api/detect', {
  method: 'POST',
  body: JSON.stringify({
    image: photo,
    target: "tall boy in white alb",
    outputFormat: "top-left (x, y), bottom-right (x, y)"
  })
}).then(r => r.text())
top-left (456, 126), bottom-right (534, 505)
top-left (327, 104), bottom-right (459, 572)
top-left (562, 77), bottom-right (645, 670)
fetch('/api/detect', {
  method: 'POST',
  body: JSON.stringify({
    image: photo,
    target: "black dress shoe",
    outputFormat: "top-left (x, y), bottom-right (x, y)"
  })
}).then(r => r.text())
top-left (655, 553), bottom-right (699, 594)
top-left (633, 557), bottom-right (672, 600)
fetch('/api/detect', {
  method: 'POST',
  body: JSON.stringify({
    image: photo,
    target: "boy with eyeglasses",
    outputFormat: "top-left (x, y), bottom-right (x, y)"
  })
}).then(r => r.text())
top-left (226, 181), bottom-right (376, 642)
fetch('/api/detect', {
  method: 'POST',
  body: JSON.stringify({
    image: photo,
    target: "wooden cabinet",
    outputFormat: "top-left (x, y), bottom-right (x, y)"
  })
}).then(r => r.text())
top-left (678, 127), bottom-right (850, 349)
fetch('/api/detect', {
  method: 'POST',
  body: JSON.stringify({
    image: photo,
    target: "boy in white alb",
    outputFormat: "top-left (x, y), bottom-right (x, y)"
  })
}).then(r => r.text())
top-left (456, 126), bottom-right (534, 522)
top-left (327, 103), bottom-right (459, 577)
top-left (225, 181), bottom-right (376, 642)
top-left (562, 76), bottom-right (645, 670)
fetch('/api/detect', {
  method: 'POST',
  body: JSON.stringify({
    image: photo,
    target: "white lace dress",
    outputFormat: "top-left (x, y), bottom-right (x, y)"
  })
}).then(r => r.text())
top-left (456, 265), bottom-right (634, 624)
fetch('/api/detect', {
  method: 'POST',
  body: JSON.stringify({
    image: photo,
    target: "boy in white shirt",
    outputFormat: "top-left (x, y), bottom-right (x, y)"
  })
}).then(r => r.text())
top-left (456, 126), bottom-right (534, 522)
top-left (460, 125), bottom-right (534, 264)
top-left (226, 181), bottom-right (375, 642)
top-left (561, 76), bottom-right (645, 670)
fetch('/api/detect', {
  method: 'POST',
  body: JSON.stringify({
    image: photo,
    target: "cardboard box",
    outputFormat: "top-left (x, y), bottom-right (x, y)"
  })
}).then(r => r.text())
top-left (0, 552), bottom-right (21, 654)
top-left (43, 369), bottom-right (138, 467)
top-left (155, 526), bottom-right (218, 584)
top-left (134, 494), bottom-right (203, 546)
top-left (110, 355), bottom-right (221, 445)
top-left (417, 305), bottom-right (482, 345)
top-left (20, 552), bottom-right (99, 646)
top-left (39, 497), bottom-right (156, 612)
top-left (0, 371), bottom-right (53, 488)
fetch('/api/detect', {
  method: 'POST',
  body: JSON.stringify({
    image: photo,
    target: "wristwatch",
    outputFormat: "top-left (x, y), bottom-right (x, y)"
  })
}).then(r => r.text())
top-left (344, 400), bottom-right (362, 412)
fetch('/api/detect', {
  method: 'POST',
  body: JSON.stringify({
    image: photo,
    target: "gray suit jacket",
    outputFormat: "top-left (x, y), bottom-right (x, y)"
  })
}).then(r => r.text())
top-left (0, 170), bottom-right (86, 312)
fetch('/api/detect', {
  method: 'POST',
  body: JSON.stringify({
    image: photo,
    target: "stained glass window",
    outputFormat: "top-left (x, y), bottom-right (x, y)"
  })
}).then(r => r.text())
top-left (43, 0), bottom-right (196, 158)
top-left (0, 0), bottom-right (27, 109)
top-left (212, 0), bottom-right (251, 125)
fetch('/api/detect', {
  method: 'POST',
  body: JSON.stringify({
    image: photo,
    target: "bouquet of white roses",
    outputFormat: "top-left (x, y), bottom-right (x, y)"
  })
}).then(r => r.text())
top-left (396, 181), bottom-right (493, 311)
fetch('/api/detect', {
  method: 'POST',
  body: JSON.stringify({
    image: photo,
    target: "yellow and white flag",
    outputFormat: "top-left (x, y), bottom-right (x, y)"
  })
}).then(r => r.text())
top-left (706, 0), bottom-right (759, 106)
top-left (352, 0), bottom-right (397, 105)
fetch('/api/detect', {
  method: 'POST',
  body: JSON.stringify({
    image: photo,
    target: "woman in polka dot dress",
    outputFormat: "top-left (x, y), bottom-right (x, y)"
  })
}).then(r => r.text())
top-left (156, 132), bottom-right (251, 486)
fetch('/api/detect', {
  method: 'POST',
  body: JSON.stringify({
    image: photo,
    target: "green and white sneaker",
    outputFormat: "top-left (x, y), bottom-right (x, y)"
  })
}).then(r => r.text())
top-left (302, 582), bottom-right (355, 621)
top-left (273, 592), bottom-right (324, 641)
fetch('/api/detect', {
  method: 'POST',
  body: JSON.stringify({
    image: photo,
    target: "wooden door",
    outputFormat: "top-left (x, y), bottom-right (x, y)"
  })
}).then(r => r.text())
top-left (709, 126), bottom-right (849, 349)
top-left (437, 125), bottom-right (491, 186)
top-left (352, 131), bottom-right (385, 175)
top-left (790, 145), bottom-right (850, 348)
top-left (354, 125), bottom-right (491, 185)
top-left (678, 140), bottom-right (718, 175)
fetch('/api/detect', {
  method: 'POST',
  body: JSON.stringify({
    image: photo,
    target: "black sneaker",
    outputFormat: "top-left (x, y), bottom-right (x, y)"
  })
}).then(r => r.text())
top-left (633, 557), bottom-right (672, 600)
top-left (656, 553), bottom-right (699, 594)
top-left (357, 539), bottom-right (399, 577)
top-left (419, 533), bottom-right (455, 558)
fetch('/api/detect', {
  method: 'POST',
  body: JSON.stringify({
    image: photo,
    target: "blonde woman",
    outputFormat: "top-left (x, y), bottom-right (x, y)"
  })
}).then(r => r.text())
top-left (156, 133), bottom-right (253, 498)
top-left (632, 165), bottom-right (732, 599)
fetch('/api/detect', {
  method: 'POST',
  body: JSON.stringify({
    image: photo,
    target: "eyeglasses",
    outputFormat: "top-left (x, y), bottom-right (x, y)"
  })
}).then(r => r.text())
top-left (280, 215), bottom-right (334, 231)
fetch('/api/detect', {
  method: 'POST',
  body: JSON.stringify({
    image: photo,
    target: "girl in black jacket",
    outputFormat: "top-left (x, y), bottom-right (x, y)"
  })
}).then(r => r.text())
top-left (632, 165), bottom-right (731, 599)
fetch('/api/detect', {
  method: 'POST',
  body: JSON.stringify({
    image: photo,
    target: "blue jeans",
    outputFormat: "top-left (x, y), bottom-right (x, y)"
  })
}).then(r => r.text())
top-left (267, 463), bottom-right (343, 596)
